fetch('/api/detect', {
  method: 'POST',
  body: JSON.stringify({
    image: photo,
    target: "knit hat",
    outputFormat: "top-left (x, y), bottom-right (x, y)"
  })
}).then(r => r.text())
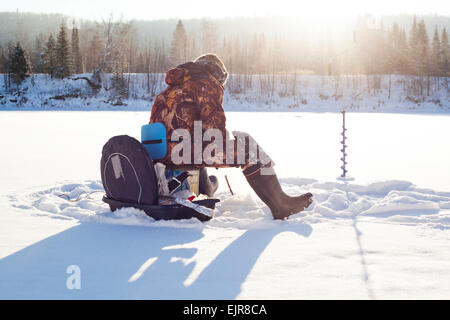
top-left (194, 53), bottom-right (228, 86)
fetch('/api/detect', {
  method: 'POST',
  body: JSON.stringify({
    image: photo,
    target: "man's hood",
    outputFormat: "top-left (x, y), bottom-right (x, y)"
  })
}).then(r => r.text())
top-left (164, 65), bottom-right (188, 86)
top-left (164, 62), bottom-right (223, 88)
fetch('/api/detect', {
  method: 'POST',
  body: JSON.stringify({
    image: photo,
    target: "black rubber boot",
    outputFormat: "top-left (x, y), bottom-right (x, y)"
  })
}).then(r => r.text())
top-left (244, 167), bottom-right (313, 220)
top-left (199, 168), bottom-right (219, 197)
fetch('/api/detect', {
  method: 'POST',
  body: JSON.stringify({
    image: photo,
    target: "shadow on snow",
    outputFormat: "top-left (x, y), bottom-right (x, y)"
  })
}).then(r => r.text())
top-left (0, 221), bottom-right (312, 299)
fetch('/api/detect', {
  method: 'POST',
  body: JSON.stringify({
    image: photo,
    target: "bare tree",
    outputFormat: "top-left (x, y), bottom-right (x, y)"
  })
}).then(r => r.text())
top-left (72, 15), bottom-right (132, 93)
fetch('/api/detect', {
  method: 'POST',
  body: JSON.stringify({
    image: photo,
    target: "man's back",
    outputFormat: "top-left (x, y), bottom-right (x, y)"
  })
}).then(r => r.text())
top-left (150, 62), bottom-right (227, 166)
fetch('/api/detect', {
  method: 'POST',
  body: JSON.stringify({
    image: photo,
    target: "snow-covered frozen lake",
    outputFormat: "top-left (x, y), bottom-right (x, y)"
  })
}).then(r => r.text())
top-left (0, 111), bottom-right (449, 299)
top-left (1, 111), bottom-right (450, 194)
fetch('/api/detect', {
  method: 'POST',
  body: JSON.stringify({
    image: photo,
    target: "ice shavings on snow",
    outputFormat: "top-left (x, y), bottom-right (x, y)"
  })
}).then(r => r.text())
top-left (9, 178), bottom-right (450, 231)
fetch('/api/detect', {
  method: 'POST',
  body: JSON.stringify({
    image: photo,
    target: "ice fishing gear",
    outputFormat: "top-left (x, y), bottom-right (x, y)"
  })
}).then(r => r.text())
top-left (224, 175), bottom-right (234, 195)
top-left (100, 135), bottom-right (219, 222)
top-left (102, 196), bottom-right (218, 222)
top-left (337, 110), bottom-right (354, 181)
top-left (340, 110), bottom-right (348, 178)
top-left (167, 171), bottom-right (190, 193)
top-left (141, 122), bottom-right (167, 160)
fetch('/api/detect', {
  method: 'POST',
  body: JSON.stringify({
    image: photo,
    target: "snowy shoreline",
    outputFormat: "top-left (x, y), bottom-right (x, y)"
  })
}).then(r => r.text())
top-left (1, 73), bottom-right (449, 113)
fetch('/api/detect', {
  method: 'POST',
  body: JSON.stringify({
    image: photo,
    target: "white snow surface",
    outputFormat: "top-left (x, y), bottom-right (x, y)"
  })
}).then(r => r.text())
top-left (0, 111), bottom-right (450, 299)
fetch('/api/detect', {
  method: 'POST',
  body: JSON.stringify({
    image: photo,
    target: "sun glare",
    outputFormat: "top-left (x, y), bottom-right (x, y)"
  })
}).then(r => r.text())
top-left (3, 0), bottom-right (448, 21)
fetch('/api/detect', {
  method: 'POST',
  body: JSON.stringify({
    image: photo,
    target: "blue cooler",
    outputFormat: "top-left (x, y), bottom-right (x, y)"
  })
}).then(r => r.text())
top-left (141, 122), bottom-right (167, 160)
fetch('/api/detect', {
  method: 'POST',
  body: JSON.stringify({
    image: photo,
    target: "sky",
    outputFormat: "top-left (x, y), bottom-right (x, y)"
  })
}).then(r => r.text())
top-left (1, 0), bottom-right (449, 21)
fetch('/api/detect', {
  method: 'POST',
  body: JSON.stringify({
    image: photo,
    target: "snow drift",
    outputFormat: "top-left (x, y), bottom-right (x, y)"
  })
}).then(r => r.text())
top-left (9, 178), bottom-right (450, 231)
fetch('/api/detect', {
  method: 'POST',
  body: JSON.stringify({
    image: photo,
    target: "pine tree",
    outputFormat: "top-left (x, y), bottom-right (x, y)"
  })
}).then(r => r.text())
top-left (7, 42), bottom-right (32, 85)
top-left (40, 34), bottom-right (57, 77)
top-left (71, 22), bottom-right (83, 74)
top-left (417, 20), bottom-right (429, 71)
top-left (31, 35), bottom-right (45, 74)
top-left (408, 16), bottom-right (420, 74)
top-left (108, 21), bottom-right (133, 102)
top-left (389, 23), bottom-right (401, 73)
top-left (169, 20), bottom-right (187, 66)
top-left (409, 16), bottom-right (419, 53)
top-left (390, 22), bottom-right (410, 74)
top-left (431, 26), bottom-right (441, 76)
top-left (398, 28), bottom-right (409, 74)
top-left (441, 28), bottom-right (450, 76)
top-left (87, 32), bottom-right (103, 73)
top-left (55, 22), bottom-right (73, 78)
top-left (386, 25), bottom-right (396, 74)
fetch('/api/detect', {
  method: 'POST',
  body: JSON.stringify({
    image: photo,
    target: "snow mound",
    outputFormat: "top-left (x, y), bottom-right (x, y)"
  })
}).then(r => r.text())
top-left (9, 179), bottom-right (450, 230)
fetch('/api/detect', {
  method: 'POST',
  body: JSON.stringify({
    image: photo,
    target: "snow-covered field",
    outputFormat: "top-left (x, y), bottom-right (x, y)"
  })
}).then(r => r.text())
top-left (0, 111), bottom-right (449, 299)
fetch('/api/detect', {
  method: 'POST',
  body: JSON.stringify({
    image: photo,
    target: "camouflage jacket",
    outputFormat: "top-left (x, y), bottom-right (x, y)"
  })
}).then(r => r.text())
top-left (150, 62), bottom-right (230, 167)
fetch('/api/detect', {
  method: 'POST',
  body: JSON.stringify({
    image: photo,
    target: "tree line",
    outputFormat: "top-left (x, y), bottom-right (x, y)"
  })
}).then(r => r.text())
top-left (1, 15), bottom-right (449, 93)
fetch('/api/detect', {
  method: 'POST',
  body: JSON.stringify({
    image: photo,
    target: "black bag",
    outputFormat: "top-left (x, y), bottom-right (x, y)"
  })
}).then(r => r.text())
top-left (101, 135), bottom-right (158, 206)
top-left (100, 135), bottom-right (217, 222)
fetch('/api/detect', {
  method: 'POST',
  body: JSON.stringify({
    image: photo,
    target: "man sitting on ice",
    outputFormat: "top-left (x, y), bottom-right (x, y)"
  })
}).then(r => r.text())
top-left (149, 53), bottom-right (313, 219)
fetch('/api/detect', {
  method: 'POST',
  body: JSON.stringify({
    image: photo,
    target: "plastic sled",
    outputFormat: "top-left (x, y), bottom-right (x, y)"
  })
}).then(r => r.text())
top-left (103, 196), bottom-right (218, 222)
